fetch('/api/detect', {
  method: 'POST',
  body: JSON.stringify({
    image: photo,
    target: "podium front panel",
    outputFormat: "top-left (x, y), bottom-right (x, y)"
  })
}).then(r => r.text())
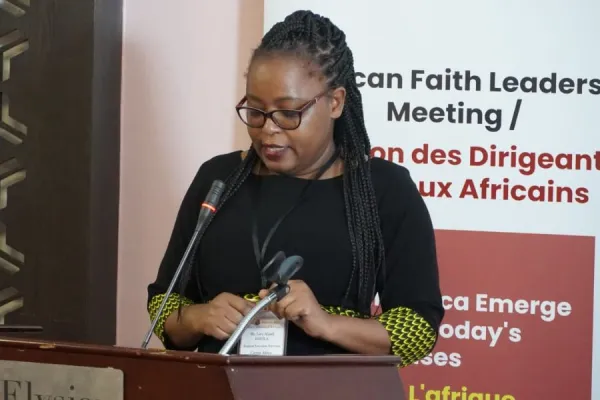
top-left (226, 364), bottom-right (406, 400)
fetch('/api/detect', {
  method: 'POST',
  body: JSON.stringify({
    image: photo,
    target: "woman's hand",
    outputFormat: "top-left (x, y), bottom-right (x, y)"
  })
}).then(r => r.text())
top-left (258, 280), bottom-right (332, 339)
top-left (180, 293), bottom-right (254, 340)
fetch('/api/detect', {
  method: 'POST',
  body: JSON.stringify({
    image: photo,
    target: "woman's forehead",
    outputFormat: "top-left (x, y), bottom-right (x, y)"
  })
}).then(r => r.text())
top-left (246, 57), bottom-right (324, 102)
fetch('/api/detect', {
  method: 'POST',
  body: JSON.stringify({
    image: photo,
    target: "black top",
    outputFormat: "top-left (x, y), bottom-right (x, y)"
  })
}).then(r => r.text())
top-left (148, 150), bottom-right (444, 356)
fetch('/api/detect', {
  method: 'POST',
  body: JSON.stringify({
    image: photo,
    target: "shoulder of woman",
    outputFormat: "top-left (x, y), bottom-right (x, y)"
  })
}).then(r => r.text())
top-left (369, 156), bottom-right (414, 190)
top-left (368, 157), bottom-right (432, 230)
top-left (197, 150), bottom-right (246, 178)
top-left (368, 156), bottom-right (426, 209)
top-left (183, 150), bottom-right (247, 196)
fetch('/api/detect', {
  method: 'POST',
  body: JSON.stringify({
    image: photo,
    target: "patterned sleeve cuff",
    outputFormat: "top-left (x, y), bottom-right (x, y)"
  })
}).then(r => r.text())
top-left (376, 306), bottom-right (437, 367)
top-left (321, 305), bottom-right (371, 319)
top-left (147, 293), bottom-right (194, 342)
top-left (244, 293), bottom-right (261, 302)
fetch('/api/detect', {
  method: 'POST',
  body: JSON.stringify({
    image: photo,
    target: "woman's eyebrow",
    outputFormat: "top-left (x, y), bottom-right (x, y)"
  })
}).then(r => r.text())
top-left (246, 94), bottom-right (305, 103)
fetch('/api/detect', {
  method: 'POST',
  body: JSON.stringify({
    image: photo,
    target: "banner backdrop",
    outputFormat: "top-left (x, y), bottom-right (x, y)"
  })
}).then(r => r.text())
top-left (264, 2), bottom-right (599, 399)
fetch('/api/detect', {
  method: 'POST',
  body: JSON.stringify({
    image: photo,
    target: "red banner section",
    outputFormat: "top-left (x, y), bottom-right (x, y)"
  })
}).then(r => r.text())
top-left (400, 230), bottom-right (595, 400)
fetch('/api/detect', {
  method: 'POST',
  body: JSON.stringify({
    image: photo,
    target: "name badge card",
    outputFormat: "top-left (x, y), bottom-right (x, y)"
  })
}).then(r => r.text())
top-left (238, 310), bottom-right (287, 356)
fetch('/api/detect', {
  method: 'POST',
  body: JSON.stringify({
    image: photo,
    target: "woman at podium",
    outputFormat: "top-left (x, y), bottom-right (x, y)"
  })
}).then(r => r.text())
top-left (147, 10), bottom-right (444, 367)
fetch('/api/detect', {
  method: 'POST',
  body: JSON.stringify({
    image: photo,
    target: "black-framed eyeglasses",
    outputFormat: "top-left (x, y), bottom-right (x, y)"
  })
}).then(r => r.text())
top-left (235, 90), bottom-right (328, 130)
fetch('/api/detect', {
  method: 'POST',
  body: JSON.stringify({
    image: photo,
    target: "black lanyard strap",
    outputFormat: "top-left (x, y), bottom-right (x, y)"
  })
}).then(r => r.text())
top-left (251, 148), bottom-right (341, 288)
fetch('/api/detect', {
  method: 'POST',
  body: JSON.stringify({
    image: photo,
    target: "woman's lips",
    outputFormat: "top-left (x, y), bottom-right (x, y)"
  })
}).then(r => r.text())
top-left (262, 144), bottom-right (288, 161)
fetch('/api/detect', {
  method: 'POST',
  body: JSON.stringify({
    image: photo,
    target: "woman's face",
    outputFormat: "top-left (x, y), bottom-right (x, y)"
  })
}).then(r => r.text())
top-left (241, 56), bottom-right (346, 177)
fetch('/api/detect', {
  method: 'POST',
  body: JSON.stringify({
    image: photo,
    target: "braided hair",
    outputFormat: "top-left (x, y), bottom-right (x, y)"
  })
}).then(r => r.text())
top-left (180, 10), bottom-right (385, 316)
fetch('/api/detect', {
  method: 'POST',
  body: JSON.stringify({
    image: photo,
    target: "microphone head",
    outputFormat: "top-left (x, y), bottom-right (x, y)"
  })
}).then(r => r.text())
top-left (272, 255), bottom-right (303, 285)
top-left (202, 180), bottom-right (226, 210)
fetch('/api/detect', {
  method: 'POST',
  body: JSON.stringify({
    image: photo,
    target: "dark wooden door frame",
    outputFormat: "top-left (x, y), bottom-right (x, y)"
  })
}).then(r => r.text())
top-left (0, 0), bottom-right (122, 345)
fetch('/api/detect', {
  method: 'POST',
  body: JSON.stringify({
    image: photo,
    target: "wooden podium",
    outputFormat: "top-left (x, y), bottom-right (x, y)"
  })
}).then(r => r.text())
top-left (0, 336), bottom-right (407, 399)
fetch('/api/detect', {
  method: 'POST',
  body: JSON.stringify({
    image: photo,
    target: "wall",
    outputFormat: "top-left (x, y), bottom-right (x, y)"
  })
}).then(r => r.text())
top-left (117, 0), bottom-right (264, 347)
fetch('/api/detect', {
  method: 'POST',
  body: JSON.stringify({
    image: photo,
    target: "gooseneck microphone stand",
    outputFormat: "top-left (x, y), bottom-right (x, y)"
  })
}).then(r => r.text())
top-left (218, 284), bottom-right (289, 355)
top-left (218, 254), bottom-right (304, 356)
top-left (141, 180), bottom-right (226, 349)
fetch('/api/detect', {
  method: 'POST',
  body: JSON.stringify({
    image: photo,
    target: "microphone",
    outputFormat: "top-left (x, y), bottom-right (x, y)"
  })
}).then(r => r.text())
top-left (269, 254), bottom-right (303, 285)
top-left (194, 180), bottom-right (226, 232)
top-left (141, 179), bottom-right (226, 349)
top-left (218, 255), bottom-right (304, 356)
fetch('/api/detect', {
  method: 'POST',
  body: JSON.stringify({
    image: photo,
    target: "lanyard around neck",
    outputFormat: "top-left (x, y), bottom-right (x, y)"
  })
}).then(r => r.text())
top-left (250, 149), bottom-right (341, 288)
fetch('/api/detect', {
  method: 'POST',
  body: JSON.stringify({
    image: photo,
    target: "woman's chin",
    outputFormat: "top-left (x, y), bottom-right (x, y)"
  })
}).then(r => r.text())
top-left (259, 151), bottom-right (296, 175)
